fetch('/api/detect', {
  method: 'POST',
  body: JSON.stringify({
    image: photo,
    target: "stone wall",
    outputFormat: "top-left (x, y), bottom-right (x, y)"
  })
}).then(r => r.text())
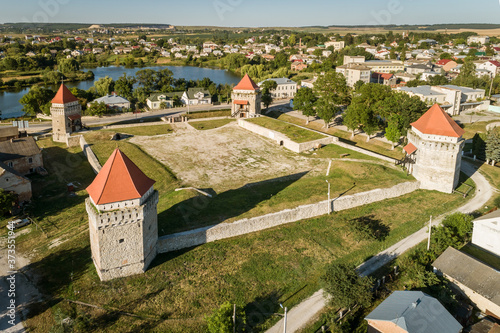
top-left (157, 181), bottom-right (420, 253)
top-left (237, 118), bottom-right (336, 153)
top-left (79, 136), bottom-right (102, 174)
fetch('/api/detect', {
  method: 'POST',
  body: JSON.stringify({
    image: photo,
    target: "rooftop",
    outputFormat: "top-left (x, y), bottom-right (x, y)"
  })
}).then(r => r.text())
top-left (233, 74), bottom-right (260, 91)
top-left (258, 77), bottom-right (297, 86)
top-left (365, 290), bottom-right (462, 333)
top-left (411, 104), bottom-right (465, 138)
top-left (92, 94), bottom-right (130, 105)
top-left (86, 148), bottom-right (155, 205)
top-left (399, 85), bottom-right (445, 97)
top-left (51, 84), bottom-right (79, 104)
top-left (433, 247), bottom-right (500, 307)
top-left (0, 137), bottom-right (41, 161)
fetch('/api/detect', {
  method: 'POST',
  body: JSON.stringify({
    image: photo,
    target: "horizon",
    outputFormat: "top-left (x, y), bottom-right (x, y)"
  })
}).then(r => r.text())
top-left (2, 0), bottom-right (500, 28)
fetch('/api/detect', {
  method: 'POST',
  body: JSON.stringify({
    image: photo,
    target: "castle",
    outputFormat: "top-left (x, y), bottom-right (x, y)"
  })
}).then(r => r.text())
top-left (231, 74), bottom-right (262, 118)
top-left (403, 104), bottom-right (465, 193)
top-left (51, 84), bottom-right (82, 143)
top-left (86, 148), bottom-right (159, 281)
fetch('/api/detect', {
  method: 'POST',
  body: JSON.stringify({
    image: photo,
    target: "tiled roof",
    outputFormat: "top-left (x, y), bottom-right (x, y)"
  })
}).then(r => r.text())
top-left (233, 100), bottom-right (249, 105)
top-left (489, 60), bottom-right (500, 67)
top-left (234, 74), bottom-right (260, 91)
top-left (436, 59), bottom-right (453, 65)
top-left (51, 84), bottom-right (78, 104)
top-left (0, 137), bottom-right (41, 161)
top-left (411, 104), bottom-right (465, 138)
top-left (86, 148), bottom-right (155, 205)
top-left (404, 143), bottom-right (417, 155)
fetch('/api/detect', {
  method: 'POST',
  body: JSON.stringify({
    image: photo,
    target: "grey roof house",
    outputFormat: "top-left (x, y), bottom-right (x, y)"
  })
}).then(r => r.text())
top-left (365, 290), bottom-right (462, 333)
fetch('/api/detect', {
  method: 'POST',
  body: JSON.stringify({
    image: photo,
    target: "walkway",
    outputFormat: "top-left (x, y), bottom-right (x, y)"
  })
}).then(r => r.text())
top-left (266, 160), bottom-right (493, 333)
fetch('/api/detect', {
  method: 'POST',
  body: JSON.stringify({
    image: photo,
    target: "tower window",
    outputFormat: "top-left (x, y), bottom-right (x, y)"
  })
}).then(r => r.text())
top-left (119, 239), bottom-right (124, 243)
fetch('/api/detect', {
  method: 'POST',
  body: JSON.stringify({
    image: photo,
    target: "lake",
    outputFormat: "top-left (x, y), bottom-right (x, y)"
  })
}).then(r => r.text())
top-left (0, 65), bottom-right (242, 119)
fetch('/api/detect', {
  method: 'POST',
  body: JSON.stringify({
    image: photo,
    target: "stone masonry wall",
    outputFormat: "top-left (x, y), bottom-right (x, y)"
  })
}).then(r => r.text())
top-left (237, 118), bottom-right (336, 153)
top-left (157, 181), bottom-right (420, 253)
top-left (79, 136), bottom-right (102, 174)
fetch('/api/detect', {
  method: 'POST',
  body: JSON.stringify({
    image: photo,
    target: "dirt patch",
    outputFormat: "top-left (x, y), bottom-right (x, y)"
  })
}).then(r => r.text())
top-left (130, 122), bottom-right (323, 191)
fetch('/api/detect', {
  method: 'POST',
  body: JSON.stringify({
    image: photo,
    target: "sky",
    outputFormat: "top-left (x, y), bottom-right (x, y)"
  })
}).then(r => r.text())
top-left (1, 0), bottom-right (500, 27)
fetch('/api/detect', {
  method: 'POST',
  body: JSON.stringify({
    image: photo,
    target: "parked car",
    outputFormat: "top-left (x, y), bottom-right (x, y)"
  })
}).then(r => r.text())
top-left (7, 218), bottom-right (30, 230)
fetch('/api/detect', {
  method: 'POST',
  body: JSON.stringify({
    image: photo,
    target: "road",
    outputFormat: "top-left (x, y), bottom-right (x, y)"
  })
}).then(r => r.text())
top-left (18, 100), bottom-right (292, 135)
top-left (266, 160), bottom-right (493, 333)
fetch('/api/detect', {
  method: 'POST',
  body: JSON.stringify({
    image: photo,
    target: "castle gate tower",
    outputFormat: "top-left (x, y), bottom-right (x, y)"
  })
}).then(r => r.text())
top-left (51, 84), bottom-right (82, 143)
top-left (86, 148), bottom-right (159, 281)
top-left (231, 74), bottom-right (262, 118)
top-left (404, 104), bottom-right (465, 193)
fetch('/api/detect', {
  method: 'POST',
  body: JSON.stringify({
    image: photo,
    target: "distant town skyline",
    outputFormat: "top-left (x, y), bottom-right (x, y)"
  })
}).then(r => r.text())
top-left (1, 0), bottom-right (500, 28)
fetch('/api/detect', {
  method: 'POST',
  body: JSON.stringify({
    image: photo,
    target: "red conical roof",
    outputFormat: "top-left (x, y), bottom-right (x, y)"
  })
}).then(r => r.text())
top-left (86, 149), bottom-right (155, 205)
top-left (411, 104), bottom-right (465, 138)
top-left (51, 84), bottom-right (79, 104)
top-left (234, 74), bottom-right (260, 91)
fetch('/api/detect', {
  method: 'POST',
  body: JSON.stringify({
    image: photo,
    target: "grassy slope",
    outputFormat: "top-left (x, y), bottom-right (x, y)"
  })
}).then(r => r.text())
top-left (247, 117), bottom-right (326, 143)
top-left (103, 124), bottom-right (174, 136)
top-left (189, 119), bottom-right (235, 130)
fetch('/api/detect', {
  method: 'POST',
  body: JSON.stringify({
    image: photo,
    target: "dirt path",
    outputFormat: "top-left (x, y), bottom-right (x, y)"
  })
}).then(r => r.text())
top-left (0, 228), bottom-right (42, 332)
top-left (266, 160), bottom-right (493, 333)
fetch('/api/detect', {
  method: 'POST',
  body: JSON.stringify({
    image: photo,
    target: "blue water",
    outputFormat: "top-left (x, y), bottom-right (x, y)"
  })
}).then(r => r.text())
top-left (0, 65), bottom-right (241, 119)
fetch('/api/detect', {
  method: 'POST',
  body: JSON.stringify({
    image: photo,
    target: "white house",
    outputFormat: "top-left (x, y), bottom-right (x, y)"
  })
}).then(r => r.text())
top-left (181, 88), bottom-right (212, 105)
top-left (472, 210), bottom-right (500, 257)
top-left (477, 60), bottom-right (500, 77)
top-left (258, 78), bottom-right (297, 99)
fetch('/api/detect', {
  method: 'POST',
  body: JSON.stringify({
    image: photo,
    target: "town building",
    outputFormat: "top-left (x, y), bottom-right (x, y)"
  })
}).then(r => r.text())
top-left (0, 136), bottom-right (43, 175)
top-left (181, 88), bottom-right (212, 105)
top-left (0, 162), bottom-right (32, 202)
top-left (403, 104), bottom-right (464, 193)
top-left (88, 93), bottom-right (131, 111)
top-left (468, 36), bottom-right (490, 45)
top-left (371, 72), bottom-right (397, 85)
top-left (146, 92), bottom-right (183, 110)
top-left (471, 210), bottom-right (500, 257)
top-left (365, 290), bottom-right (462, 333)
top-left (397, 85), bottom-right (486, 116)
top-left (258, 78), bottom-right (297, 99)
top-left (51, 84), bottom-right (82, 143)
top-left (86, 148), bottom-right (159, 281)
top-left (336, 63), bottom-right (371, 87)
top-left (324, 40), bottom-right (345, 50)
top-left (477, 60), bottom-right (500, 77)
top-left (363, 60), bottom-right (405, 73)
top-left (231, 74), bottom-right (262, 118)
top-left (291, 61), bottom-right (307, 71)
top-left (433, 247), bottom-right (500, 318)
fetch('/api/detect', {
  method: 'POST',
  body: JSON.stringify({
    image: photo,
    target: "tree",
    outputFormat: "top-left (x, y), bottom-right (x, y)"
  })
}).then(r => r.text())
top-left (206, 302), bottom-right (246, 333)
top-left (42, 70), bottom-right (63, 85)
top-left (58, 58), bottom-right (79, 73)
top-left (385, 115), bottom-right (402, 149)
top-left (86, 102), bottom-right (108, 116)
top-left (123, 56), bottom-right (135, 67)
top-left (376, 92), bottom-right (427, 133)
top-left (0, 189), bottom-right (16, 215)
top-left (440, 52), bottom-right (453, 60)
top-left (94, 76), bottom-right (115, 96)
top-left (288, 34), bottom-right (296, 47)
top-left (293, 87), bottom-right (316, 123)
top-left (261, 80), bottom-right (278, 109)
top-left (321, 262), bottom-right (372, 310)
top-left (19, 86), bottom-right (54, 115)
top-left (114, 74), bottom-right (136, 100)
top-left (314, 72), bottom-right (350, 128)
top-left (486, 128), bottom-right (500, 165)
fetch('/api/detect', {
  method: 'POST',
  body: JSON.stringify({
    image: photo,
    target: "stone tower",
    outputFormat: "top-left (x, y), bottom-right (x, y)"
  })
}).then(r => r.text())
top-left (231, 74), bottom-right (262, 118)
top-left (86, 148), bottom-right (159, 281)
top-left (51, 84), bottom-right (82, 143)
top-left (404, 104), bottom-right (465, 193)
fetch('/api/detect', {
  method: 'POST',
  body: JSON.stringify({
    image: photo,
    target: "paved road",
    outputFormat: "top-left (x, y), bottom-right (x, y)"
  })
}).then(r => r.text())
top-left (266, 160), bottom-right (493, 333)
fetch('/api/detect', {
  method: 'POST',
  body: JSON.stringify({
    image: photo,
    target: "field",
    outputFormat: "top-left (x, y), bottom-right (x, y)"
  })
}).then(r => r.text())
top-left (246, 116), bottom-right (327, 143)
top-left (189, 118), bottom-right (235, 130)
top-left (0, 122), bottom-right (481, 333)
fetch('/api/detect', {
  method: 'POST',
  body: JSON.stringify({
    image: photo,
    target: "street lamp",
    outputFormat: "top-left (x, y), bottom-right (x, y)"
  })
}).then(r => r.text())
top-left (279, 304), bottom-right (287, 333)
top-left (326, 180), bottom-right (331, 214)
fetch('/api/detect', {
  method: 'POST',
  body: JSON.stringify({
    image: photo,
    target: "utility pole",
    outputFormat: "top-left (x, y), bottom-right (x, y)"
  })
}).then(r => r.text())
top-left (233, 304), bottom-right (236, 333)
top-left (489, 74), bottom-right (494, 99)
top-left (283, 307), bottom-right (287, 333)
top-left (427, 216), bottom-right (432, 251)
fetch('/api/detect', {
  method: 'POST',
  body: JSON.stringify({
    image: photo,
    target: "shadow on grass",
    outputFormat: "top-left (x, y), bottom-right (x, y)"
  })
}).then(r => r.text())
top-left (244, 291), bottom-right (283, 332)
top-left (158, 171), bottom-right (309, 236)
top-left (349, 214), bottom-right (390, 242)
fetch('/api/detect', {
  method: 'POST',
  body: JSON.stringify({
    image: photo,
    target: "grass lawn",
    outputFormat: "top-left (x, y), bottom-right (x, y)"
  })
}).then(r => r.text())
top-left (247, 116), bottom-right (327, 143)
top-left (461, 120), bottom-right (500, 139)
top-left (267, 111), bottom-right (405, 160)
top-left (189, 119), bottom-right (235, 130)
top-left (103, 124), bottom-right (174, 136)
top-left (21, 186), bottom-right (472, 333)
top-left (186, 109), bottom-right (231, 119)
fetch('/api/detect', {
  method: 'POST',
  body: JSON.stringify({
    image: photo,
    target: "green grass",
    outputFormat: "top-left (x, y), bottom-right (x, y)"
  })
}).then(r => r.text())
top-left (103, 124), bottom-right (174, 136)
top-left (247, 117), bottom-right (327, 143)
top-left (461, 243), bottom-right (500, 270)
top-left (190, 119), bottom-right (234, 130)
top-left (301, 143), bottom-right (380, 161)
top-left (266, 111), bottom-right (405, 160)
top-left (23, 186), bottom-right (472, 333)
top-left (461, 120), bottom-right (500, 140)
top-left (186, 109), bottom-right (231, 119)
